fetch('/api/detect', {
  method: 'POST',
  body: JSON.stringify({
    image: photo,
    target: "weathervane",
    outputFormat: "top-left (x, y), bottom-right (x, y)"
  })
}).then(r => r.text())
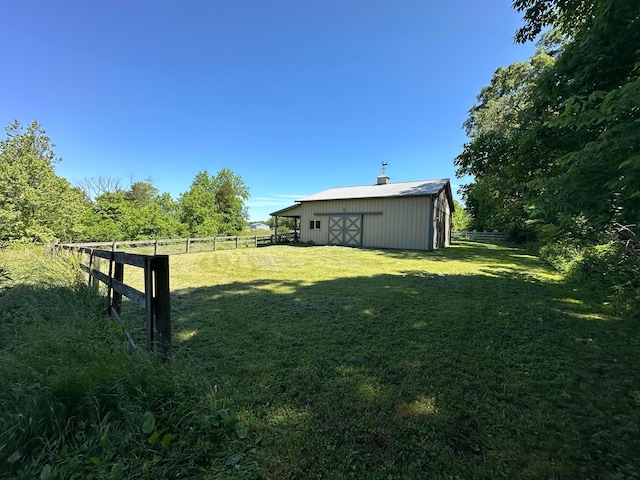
top-left (381, 162), bottom-right (388, 173)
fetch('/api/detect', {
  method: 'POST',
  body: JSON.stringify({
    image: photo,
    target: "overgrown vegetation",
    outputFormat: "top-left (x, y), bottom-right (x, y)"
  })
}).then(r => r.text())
top-left (0, 246), bottom-right (245, 479)
top-left (456, 0), bottom-right (639, 316)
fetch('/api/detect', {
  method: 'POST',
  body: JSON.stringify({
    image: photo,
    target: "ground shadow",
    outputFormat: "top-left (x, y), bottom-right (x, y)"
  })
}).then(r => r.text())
top-left (168, 267), bottom-right (640, 479)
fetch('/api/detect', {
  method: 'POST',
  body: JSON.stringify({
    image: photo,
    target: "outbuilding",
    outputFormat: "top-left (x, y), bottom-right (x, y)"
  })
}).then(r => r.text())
top-left (270, 174), bottom-right (454, 250)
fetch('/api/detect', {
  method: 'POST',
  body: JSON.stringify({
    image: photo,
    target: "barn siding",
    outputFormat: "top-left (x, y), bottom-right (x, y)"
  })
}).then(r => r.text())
top-left (297, 196), bottom-right (433, 250)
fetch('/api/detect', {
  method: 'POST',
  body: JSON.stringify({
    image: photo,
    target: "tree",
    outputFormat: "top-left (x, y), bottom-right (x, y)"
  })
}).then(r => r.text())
top-left (267, 216), bottom-right (296, 231)
top-left (513, 0), bottom-right (597, 43)
top-left (456, 0), bottom-right (639, 311)
top-left (524, 0), bottom-right (640, 230)
top-left (0, 121), bottom-right (88, 241)
top-left (212, 168), bottom-right (250, 233)
top-left (451, 200), bottom-right (472, 232)
top-left (178, 169), bottom-right (250, 237)
top-left (124, 179), bottom-right (158, 206)
top-left (179, 171), bottom-right (222, 237)
top-left (74, 176), bottom-right (122, 200)
top-left (81, 180), bottom-right (184, 241)
top-left (455, 36), bottom-right (557, 240)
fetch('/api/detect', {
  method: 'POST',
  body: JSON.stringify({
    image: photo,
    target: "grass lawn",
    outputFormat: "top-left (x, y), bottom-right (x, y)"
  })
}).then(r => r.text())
top-left (158, 241), bottom-right (639, 479)
top-left (1, 241), bottom-right (638, 479)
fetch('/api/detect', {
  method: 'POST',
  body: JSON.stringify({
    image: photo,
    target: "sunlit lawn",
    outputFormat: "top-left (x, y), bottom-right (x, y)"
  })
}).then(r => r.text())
top-left (151, 242), bottom-right (639, 478)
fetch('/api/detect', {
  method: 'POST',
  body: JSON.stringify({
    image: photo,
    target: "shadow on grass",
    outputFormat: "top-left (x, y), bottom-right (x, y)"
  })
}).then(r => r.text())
top-left (170, 268), bottom-right (640, 479)
top-left (371, 240), bottom-right (546, 272)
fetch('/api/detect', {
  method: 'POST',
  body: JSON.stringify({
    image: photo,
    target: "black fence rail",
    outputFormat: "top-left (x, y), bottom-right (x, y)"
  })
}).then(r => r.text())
top-left (60, 245), bottom-right (171, 361)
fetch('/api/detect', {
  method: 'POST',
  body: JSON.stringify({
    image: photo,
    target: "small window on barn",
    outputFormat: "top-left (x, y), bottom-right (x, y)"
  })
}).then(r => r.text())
top-left (309, 220), bottom-right (321, 230)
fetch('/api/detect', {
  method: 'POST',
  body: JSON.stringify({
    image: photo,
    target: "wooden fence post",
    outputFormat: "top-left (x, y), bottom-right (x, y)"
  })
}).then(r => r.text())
top-left (89, 250), bottom-right (100, 288)
top-left (106, 252), bottom-right (114, 315)
top-left (235, 236), bottom-right (239, 249)
top-left (144, 257), bottom-right (154, 352)
top-left (113, 261), bottom-right (124, 315)
top-left (88, 250), bottom-right (94, 286)
top-left (153, 255), bottom-right (171, 361)
top-left (186, 238), bottom-right (190, 253)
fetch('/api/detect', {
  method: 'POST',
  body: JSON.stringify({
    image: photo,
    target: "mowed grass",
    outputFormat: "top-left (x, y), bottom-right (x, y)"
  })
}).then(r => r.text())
top-left (160, 242), bottom-right (640, 479)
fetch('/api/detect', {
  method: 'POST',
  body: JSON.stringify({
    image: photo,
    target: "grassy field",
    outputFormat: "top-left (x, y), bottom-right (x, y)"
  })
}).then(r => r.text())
top-left (2, 241), bottom-right (639, 479)
top-left (164, 242), bottom-right (639, 479)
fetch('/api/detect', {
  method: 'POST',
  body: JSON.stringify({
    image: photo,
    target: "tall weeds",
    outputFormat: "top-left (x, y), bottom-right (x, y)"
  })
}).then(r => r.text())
top-left (0, 246), bottom-right (244, 479)
top-left (539, 224), bottom-right (640, 316)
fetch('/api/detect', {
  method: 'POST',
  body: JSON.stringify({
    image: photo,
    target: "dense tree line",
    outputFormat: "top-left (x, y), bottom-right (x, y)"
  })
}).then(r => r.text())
top-left (0, 121), bottom-right (250, 243)
top-left (456, 0), bottom-right (639, 313)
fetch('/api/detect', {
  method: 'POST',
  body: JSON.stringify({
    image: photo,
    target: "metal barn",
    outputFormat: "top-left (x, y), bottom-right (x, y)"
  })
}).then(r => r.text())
top-left (271, 175), bottom-right (454, 250)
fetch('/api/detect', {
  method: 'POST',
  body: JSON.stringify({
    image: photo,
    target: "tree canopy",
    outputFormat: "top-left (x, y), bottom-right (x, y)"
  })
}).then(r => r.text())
top-left (0, 121), bottom-right (87, 241)
top-left (0, 120), bottom-right (251, 242)
top-left (456, 0), bottom-right (639, 312)
top-left (457, 0), bottom-right (639, 237)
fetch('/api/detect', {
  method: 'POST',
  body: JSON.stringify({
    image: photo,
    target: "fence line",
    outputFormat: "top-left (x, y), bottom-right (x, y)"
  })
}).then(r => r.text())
top-left (452, 231), bottom-right (509, 241)
top-left (60, 245), bottom-right (171, 361)
top-left (57, 232), bottom-right (296, 255)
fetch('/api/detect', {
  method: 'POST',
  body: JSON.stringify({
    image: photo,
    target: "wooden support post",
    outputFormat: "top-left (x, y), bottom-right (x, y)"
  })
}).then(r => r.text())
top-left (154, 239), bottom-right (158, 255)
top-left (106, 252), bottom-right (114, 315)
top-left (235, 236), bottom-right (239, 249)
top-left (153, 255), bottom-right (171, 361)
top-left (214, 237), bottom-right (217, 250)
top-left (113, 261), bottom-right (124, 315)
top-left (186, 238), bottom-right (190, 253)
top-left (254, 235), bottom-right (258, 247)
top-left (274, 217), bottom-right (278, 244)
top-left (144, 256), bottom-right (154, 352)
top-left (88, 250), bottom-right (94, 286)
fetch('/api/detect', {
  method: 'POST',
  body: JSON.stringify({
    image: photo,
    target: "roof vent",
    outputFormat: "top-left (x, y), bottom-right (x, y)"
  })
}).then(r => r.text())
top-left (377, 173), bottom-right (390, 185)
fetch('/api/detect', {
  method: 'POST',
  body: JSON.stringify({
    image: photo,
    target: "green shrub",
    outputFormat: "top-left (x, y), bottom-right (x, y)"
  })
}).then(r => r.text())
top-left (565, 242), bottom-right (640, 315)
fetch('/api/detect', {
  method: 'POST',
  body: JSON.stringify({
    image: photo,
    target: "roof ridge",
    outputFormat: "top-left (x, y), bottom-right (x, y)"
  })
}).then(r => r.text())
top-left (318, 178), bottom-right (448, 191)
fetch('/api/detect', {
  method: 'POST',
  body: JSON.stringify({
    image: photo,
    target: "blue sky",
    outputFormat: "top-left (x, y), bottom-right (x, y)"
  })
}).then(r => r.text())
top-left (2, 0), bottom-right (535, 221)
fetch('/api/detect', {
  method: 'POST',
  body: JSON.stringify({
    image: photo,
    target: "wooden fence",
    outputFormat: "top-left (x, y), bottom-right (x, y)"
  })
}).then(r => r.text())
top-left (452, 231), bottom-right (509, 242)
top-left (60, 245), bottom-right (171, 361)
top-left (57, 232), bottom-right (296, 255)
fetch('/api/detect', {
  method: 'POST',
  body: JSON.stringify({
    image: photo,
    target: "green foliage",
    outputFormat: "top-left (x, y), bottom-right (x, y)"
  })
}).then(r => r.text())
top-left (0, 120), bottom-right (252, 244)
top-left (0, 246), bottom-right (245, 479)
top-left (564, 233), bottom-right (640, 315)
top-left (455, 37), bottom-right (557, 239)
top-left (513, 0), bottom-right (597, 43)
top-left (179, 169), bottom-right (250, 237)
top-left (178, 171), bottom-right (222, 237)
top-left (267, 216), bottom-right (296, 231)
top-left (534, 2), bottom-right (640, 229)
top-left (451, 200), bottom-right (471, 232)
top-left (457, 0), bottom-right (640, 307)
top-left (0, 121), bottom-right (89, 242)
top-left (80, 182), bottom-right (187, 242)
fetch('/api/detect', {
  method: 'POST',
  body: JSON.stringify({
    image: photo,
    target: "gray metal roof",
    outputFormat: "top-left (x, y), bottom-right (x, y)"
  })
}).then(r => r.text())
top-left (270, 204), bottom-right (302, 217)
top-left (297, 178), bottom-right (450, 202)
